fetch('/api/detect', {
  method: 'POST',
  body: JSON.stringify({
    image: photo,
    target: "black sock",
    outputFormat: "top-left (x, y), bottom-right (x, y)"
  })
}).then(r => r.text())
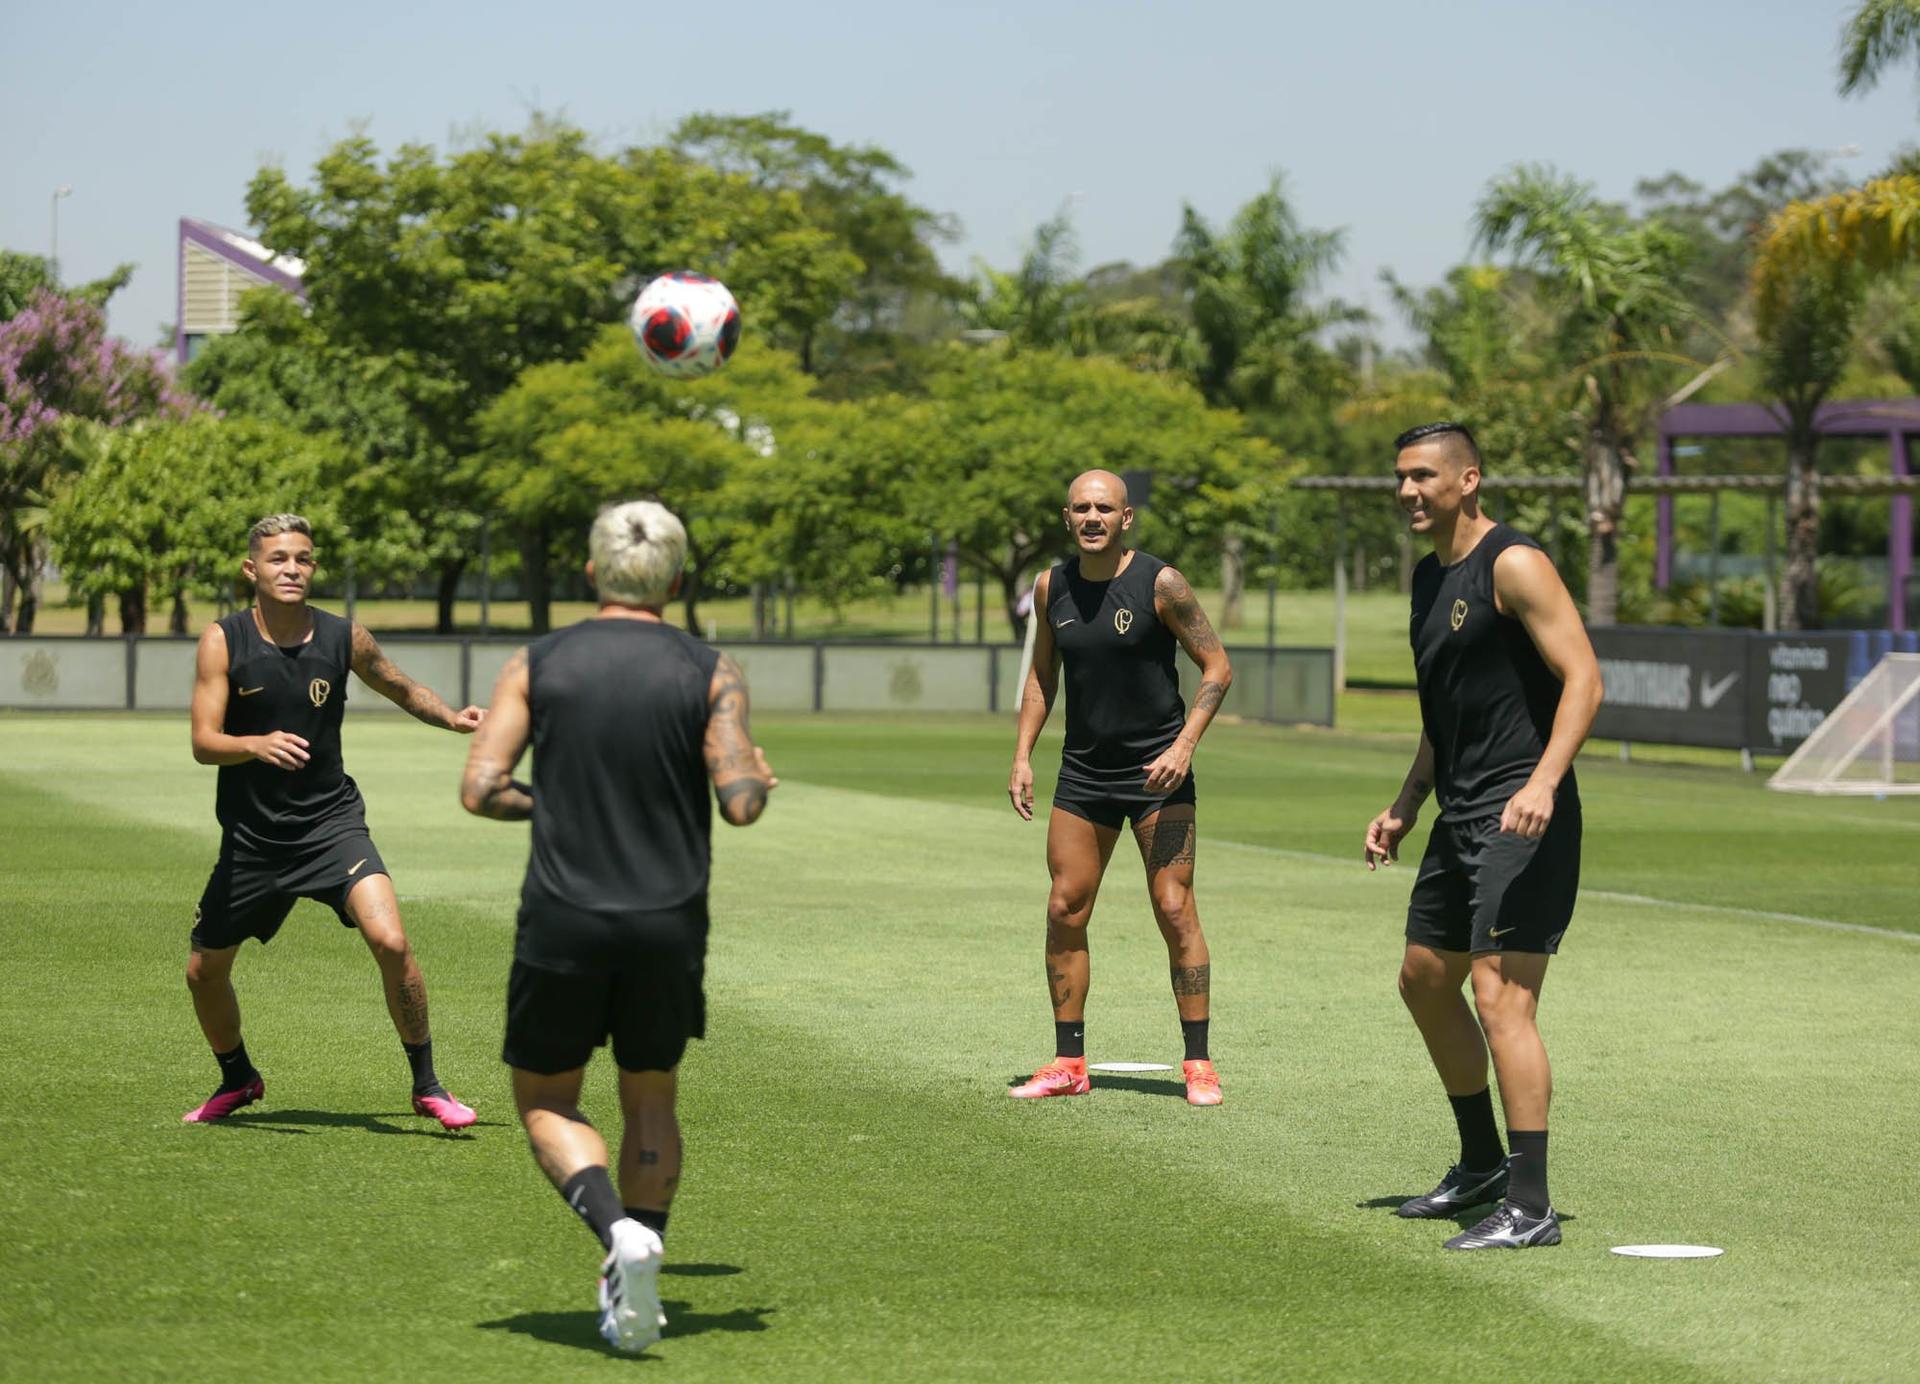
top-left (626, 1207), bottom-right (669, 1239)
top-left (402, 1039), bottom-right (444, 1097)
top-left (1506, 1130), bottom-right (1550, 1215)
top-left (214, 1042), bottom-right (258, 1092)
top-left (1448, 1088), bottom-right (1505, 1172)
top-left (1180, 1018), bottom-right (1210, 1062)
top-left (561, 1167), bottom-right (626, 1251)
top-left (1054, 1020), bottom-right (1085, 1060)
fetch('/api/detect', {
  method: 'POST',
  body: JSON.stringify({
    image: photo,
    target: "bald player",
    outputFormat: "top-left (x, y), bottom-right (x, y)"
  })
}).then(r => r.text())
top-left (1007, 470), bottom-right (1234, 1106)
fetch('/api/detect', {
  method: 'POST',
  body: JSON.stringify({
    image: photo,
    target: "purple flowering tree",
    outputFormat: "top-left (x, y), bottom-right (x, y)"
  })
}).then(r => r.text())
top-left (0, 290), bottom-right (196, 632)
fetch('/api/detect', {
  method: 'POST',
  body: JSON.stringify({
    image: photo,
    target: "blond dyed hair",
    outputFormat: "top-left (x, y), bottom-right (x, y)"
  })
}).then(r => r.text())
top-left (590, 500), bottom-right (687, 607)
top-left (248, 513), bottom-right (312, 553)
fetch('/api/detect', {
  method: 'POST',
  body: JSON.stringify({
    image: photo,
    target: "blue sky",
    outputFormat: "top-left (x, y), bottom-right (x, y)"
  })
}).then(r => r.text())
top-left (2, 0), bottom-right (1911, 350)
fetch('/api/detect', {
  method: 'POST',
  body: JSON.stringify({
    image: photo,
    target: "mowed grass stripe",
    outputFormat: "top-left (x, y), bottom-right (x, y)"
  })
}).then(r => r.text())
top-left (6, 721), bottom-right (1920, 1380)
top-left (3, 773), bottom-right (1718, 1384)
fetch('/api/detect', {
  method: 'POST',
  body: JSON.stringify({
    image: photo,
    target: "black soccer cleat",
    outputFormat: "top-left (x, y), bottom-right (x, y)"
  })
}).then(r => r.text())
top-left (1396, 1160), bottom-right (1511, 1219)
top-left (1442, 1201), bottom-right (1562, 1251)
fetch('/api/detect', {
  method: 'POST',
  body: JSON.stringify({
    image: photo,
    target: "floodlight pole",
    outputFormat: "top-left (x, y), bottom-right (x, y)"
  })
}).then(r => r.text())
top-left (50, 184), bottom-right (73, 286)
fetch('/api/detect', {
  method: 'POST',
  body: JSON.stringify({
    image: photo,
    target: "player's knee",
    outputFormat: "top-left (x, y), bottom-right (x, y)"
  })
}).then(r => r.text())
top-left (1149, 885), bottom-right (1195, 931)
top-left (1397, 958), bottom-right (1448, 1009)
top-left (364, 929), bottom-right (411, 968)
top-left (1471, 978), bottom-right (1533, 1033)
top-left (1045, 891), bottom-right (1092, 935)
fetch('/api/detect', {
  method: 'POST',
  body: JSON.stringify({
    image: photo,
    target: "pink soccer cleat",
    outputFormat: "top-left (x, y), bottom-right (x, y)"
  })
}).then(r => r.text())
top-left (182, 1076), bottom-right (265, 1123)
top-left (1182, 1059), bottom-right (1223, 1106)
top-left (1009, 1056), bottom-right (1091, 1099)
top-left (412, 1091), bottom-right (478, 1130)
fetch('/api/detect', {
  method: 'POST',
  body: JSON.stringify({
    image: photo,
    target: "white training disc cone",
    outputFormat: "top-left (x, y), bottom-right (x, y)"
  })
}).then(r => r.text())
top-left (1087, 1062), bottom-right (1174, 1073)
top-left (1611, 1245), bottom-right (1724, 1259)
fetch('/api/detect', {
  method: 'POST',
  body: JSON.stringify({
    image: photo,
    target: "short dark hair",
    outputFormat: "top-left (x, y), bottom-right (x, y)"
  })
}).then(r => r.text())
top-left (1393, 421), bottom-right (1481, 468)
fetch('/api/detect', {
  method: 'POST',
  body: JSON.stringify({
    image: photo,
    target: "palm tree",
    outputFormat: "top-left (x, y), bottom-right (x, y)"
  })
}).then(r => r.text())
top-left (1752, 174), bottom-right (1920, 627)
top-left (1839, 0), bottom-right (1920, 102)
top-left (1474, 166), bottom-right (1709, 625)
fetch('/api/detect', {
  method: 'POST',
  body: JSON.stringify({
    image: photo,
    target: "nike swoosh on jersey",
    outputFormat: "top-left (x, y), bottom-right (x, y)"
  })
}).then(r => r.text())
top-left (1487, 925), bottom-right (1515, 937)
top-left (1056, 618), bottom-right (1076, 627)
top-left (236, 686), bottom-right (265, 696)
top-left (347, 858), bottom-right (368, 876)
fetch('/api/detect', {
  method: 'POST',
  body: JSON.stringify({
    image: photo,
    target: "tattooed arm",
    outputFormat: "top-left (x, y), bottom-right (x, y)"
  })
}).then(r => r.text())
top-left (459, 648), bottom-right (534, 821)
top-left (1009, 571), bottom-right (1058, 820)
top-left (351, 623), bottom-right (485, 732)
top-left (1364, 732), bottom-right (1435, 871)
top-left (1143, 565), bottom-right (1233, 793)
top-left (704, 654), bottom-right (777, 826)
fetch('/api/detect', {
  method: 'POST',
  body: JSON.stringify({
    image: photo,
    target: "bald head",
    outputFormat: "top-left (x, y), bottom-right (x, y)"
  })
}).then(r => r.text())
top-left (1068, 469), bottom-right (1129, 507)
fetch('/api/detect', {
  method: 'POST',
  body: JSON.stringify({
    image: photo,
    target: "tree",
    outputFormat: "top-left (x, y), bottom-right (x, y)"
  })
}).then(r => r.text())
top-left (1838, 0), bottom-right (1920, 102)
top-left (0, 290), bottom-right (195, 632)
top-left (906, 347), bottom-right (1274, 637)
top-left (959, 210), bottom-right (1089, 351)
top-left (670, 111), bottom-right (957, 372)
top-left (0, 250), bottom-right (135, 322)
top-left (1751, 174), bottom-right (1920, 627)
top-left (48, 416), bottom-right (347, 634)
top-left (1475, 166), bottom-right (1709, 624)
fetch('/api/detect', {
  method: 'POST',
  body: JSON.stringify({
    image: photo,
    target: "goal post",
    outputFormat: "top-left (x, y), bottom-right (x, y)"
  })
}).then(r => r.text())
top-left (1769, 653), bottom-right (1920, 795)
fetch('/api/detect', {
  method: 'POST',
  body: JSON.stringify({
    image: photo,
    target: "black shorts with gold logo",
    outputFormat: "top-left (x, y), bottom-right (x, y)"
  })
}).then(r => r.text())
top-left (191, 833), bottom-right (389, 949)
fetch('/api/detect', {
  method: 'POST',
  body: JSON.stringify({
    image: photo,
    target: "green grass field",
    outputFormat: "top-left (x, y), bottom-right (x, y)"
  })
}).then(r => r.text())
top-left (3, 711), bottom-right (1918, 1381)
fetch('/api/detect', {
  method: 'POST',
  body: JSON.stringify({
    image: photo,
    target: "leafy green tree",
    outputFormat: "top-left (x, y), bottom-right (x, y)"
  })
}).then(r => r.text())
top-left (48, 415), bottom-right (346, 633)
top-left (670, 111), bottom-right (957, 371)
top-left (960, 211), bottom-right (1090, 352)
top-left (1475, 166), bottom-right (1709, 624)
top-left (0, 251), bottom-right (135, 322)
top-left (905, 346), bottom-right (1275, 637)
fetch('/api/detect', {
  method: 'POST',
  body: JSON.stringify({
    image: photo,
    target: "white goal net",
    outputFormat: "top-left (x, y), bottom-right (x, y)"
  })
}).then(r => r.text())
top-left (1769, 653), bottom-right (1920, 795)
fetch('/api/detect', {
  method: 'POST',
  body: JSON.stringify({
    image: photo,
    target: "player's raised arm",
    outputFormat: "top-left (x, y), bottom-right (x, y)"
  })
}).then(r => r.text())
top-left (350, 623), bottom-right (485, 732)
top-left (1145, 564), bottom-right (1232, 793)
top-left (459, 648), bottom-right (534, 820)
top-left (1493, 546), bottom-right (1604, 839)
top-left (190, 622), bottom-right (309, 770)
top-left (1009, 570), bottom-right (1058, 820)
top-left (1366, 732), bottom-right (1435, 870)
top-left (703, 654), bottom-right (776, 826)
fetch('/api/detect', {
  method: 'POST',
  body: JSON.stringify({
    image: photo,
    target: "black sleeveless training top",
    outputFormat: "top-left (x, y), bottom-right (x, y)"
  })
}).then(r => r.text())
top-left (215, 607), bottom-right (366, 851)
top-left (1410, 524), bottom-right (1575, 818)
top-left (521, 619), bottom-right (721, 916)
top-left (1046, 551), bottom-right (1187, 788)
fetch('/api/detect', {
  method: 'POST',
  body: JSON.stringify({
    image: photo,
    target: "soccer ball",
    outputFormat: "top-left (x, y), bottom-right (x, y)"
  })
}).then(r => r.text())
top-left (628, 271), bottom-right (742, 379)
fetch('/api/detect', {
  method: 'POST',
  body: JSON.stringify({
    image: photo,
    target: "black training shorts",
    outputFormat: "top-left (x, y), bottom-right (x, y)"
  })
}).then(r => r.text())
top-left (191, 833), bottom-right (388, 950)
top-left (1404, 798), bottom-right (1581, 956)
top-left (502, 894), bottom-right (709, 1075)
top-left (1053, 771), bottom-right (1196, 831)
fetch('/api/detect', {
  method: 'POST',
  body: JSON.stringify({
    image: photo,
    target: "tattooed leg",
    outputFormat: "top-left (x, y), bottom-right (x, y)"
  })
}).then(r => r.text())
top-left (349, 875), bottom-right (431, 1044)
top-left (618, 1068), bottom-right (682, 1212)
top-left (1135, 806), bottom-right (1210, 1021)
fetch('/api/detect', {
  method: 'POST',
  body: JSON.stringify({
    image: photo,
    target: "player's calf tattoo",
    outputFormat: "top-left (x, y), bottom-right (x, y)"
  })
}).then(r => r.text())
top-left (397, 975), bottom-right (430, 1041)
top-left (1170, 963), bottom-right (1210, 997)
top-left (1046, 962), bottom-right (1074, 1008)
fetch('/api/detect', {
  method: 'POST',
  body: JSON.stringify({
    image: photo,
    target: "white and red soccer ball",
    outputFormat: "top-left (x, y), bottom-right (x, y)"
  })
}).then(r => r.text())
top-left (628, 271), bottom-right (742, 379)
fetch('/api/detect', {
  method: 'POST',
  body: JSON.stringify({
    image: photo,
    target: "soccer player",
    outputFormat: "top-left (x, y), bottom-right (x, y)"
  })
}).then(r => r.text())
top-left (459, 500), bottom-right (776, 1354)
top-left (183, 514), bottom-right (484, 1128)
top-left (1364, 423), bottom-right (1603, 1250)
top-left (1007, 470), bottom-right (1233, 1106)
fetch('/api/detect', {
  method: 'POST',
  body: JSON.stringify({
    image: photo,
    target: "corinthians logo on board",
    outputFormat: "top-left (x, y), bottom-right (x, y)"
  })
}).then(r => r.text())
top-left (309, 678), bottom-right (331, 707)
top-left (1113, 608), bottom-right (1134, 634)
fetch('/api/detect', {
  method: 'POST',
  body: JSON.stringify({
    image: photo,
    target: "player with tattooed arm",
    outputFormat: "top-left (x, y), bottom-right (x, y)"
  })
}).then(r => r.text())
top-left (1008, 470), bottom-right (1233, 1106)
top-left (459, 500), bottom-right (776, 1353)
top-left (182, 513), bottom-right (483, 1129)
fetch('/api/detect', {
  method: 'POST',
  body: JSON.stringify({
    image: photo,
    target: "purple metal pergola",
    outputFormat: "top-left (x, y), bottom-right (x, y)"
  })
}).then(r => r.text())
top-left (1656, 399), bottom-right (1920, 633)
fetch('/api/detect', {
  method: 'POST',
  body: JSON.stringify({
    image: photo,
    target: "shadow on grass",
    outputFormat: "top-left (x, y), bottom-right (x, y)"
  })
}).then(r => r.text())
top-left (478, 1299), bottom-right (774, 1356)
top-left (1354, 1194), bottom-right (1577, 1230)
top-left (1003, 1073), bottom-right (1188, 1100)
top-left (209, 1108), bottom-right (502, 1141)
top-left (663, 1263), bottom-right (744, 1277)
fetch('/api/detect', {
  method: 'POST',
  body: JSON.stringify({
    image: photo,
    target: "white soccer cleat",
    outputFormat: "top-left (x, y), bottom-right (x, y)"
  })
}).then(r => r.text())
top-left (597, 1219), bottom-right (667, 1353)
